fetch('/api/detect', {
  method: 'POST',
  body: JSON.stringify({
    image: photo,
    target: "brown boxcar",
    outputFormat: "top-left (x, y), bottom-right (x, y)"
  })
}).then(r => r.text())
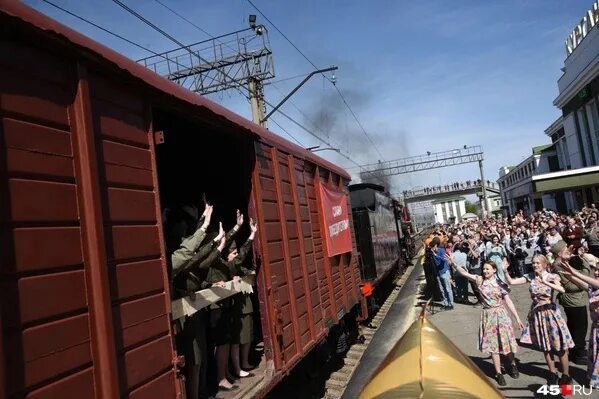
top-left (0, 2), bottom-right (363, 398)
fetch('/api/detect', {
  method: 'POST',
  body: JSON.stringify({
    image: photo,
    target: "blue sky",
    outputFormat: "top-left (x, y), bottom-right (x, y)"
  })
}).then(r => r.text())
top-left (25, 0), bottom-right (594, 193)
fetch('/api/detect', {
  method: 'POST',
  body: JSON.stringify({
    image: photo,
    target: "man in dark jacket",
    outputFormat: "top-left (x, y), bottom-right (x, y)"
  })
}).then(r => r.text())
top-left (430, 236), bottom-right (454, 310)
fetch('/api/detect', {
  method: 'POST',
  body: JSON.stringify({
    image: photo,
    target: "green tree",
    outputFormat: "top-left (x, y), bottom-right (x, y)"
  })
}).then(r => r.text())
top-left (465, 201), bottom-right (476, 214)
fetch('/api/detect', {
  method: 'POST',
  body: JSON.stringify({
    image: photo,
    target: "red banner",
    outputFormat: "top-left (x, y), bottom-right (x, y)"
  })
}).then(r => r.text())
top-left (318, 184), bottom-right (352, 257)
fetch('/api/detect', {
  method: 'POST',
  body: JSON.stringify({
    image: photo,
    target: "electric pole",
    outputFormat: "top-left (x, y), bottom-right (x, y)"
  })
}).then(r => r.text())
top-left (479, 160), bottom-right (488, 218)
top-left (139, 17), bottom-right (337, 131)
top-left (249, 76), bottom-right (267, 127)
top-left (137, 15), bottom-right (275, 123)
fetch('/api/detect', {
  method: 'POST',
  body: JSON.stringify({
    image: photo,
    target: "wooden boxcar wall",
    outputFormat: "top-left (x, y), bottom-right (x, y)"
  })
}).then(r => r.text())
top-left (253, 141), bottom-right (361, 374)
top-left (0, 28), bottom-right (180, 398)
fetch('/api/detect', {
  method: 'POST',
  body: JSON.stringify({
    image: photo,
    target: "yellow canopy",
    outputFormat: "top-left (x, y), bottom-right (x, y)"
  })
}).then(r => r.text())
top-left (359, 307), bottom-right (503, 399)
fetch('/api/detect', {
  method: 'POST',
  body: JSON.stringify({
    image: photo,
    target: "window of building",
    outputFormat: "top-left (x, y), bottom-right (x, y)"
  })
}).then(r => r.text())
top-left (561, 137), bottom-right (571, 169)
top-left (578, 104), bottom-right (597, 165)
top-left (589, 99), bottom-right (599, 162)
top-left (574, 110), bottom-right (589, 167)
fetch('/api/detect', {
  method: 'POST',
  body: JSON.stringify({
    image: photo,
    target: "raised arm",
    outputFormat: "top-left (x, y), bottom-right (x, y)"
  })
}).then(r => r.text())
top-left (445, 253), bottom-right (478, 283)
top-left (170, 205), bottom-right (213, 275)
top-left (561, 261), bottom-right (598, 290)
top-left (501, 259), bottom-right (528, 285)
top-left (223, 209), bottom-right (244, 247)
top-left (540, 273), bottom-right (565, 294)
top-left (228, 218), bottom-right (257, 275)
top-left (191, 222), bottom-right (225, 271)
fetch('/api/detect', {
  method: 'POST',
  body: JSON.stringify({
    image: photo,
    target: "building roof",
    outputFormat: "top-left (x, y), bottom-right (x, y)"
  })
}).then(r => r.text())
top-left (498, 143), bottom-right (552, 182)
top-left (544, 116), bottom-right (564, 137)
top-left (0, 1), bottom-right (351, 180)
top-left (532, 165), bottom-right (599, 193)
top-left (532, 144), bottom-right (555, 155)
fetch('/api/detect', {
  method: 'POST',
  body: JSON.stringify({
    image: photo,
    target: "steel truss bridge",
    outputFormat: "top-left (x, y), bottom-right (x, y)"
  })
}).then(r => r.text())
top-left (400, 180), bottom-right (501, 203)
top-left (358, 146), bottom-right (483, 177)
top-left (355, 145), bottom-right (494, 216)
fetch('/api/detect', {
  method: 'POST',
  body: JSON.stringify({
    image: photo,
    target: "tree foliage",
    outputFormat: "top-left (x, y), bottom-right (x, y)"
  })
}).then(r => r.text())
top-left (465, 201), bottom-right (477, 214)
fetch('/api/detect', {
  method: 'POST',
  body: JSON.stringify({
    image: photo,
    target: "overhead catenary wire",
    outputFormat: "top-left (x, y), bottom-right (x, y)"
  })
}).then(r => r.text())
top-left (246, 0), bottom-right (386, 162)
top-left (138, 0), bottom-right (385, 183)
top-left (42, 0), bottom-right (385, 185)
top-left (269, 118), bottom-right (305, 147)
top-left (152, 0), bottom-right (216, 42)
top-left (39, 0), bottom-right (197, 88)
top-left (40, 0), bottom-right (156, 55)
top-left (144, 0), bottom-right (370, 165)
top-left (109, 0), bottom-right (221, 89)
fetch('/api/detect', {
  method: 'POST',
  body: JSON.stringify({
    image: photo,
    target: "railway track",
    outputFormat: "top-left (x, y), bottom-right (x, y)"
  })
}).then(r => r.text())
top-left (323, 245), bottom-right (426, 399)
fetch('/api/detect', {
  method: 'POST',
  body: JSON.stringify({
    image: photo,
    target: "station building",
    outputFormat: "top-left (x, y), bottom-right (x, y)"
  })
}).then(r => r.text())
top-left (432, 196), bottom-right (466, 224)
top-left (500, 0), bottom-right (599, 215)
top-left (498, 145), bottom-right (559, 216)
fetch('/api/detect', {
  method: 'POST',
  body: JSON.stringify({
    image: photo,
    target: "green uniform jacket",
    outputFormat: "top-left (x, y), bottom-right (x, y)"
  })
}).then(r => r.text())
top-left (228, 237), bottom-right (255, 314)
top-left (554, 257), bottom-right (590, 308)
top-left (204, 226), bottom-right (241, 284)
top-left (170, 217), bottom-right (207, 275)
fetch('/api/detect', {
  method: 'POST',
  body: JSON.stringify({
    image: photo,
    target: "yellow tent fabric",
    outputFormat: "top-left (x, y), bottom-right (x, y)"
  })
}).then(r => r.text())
top-left (359, 307), bottom-right (503, 399)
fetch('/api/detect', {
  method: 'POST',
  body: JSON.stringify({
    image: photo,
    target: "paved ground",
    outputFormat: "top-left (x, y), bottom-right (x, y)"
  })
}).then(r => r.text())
top-left (428, 281), bottom-right (599, 398)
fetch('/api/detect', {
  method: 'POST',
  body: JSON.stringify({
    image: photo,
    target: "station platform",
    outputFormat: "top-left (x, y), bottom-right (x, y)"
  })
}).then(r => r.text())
top-left (343, 265), bottom-right (599, 398)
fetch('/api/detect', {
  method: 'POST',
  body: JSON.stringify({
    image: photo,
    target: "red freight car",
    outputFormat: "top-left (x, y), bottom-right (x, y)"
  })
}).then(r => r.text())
top-left (0, 2), bottom-right (363, 398)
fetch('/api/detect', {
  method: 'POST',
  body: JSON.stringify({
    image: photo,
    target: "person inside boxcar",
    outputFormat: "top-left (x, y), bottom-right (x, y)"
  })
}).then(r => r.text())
top-left (228, 218), bottom-right (258, 378)
top-left (169, 204), bottom-right (222, 399)
top-left (200, 210), bottom-right (246, 392)
top-left (166, 202), bottom-right (201, 257)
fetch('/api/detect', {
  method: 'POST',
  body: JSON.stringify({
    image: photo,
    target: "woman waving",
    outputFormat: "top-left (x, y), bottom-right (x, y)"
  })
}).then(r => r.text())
top-left (446, 254), bottom-right (521, 386)
top-left (503, 255), bottom-right (574, 386)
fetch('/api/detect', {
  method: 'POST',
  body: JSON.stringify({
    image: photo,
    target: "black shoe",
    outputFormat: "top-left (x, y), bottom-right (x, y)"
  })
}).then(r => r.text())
top-left (559, 374), bottom-right (573, 385)
top-left (495, 373), bottom-right (506, 386)
top-left (547, 372), bottom-right (559, 385)
top-left (508, 363), bottom-right (519, 379)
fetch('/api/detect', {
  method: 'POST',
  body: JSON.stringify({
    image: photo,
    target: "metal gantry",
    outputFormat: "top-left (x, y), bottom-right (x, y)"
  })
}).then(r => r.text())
top-left (400, 180), bottom-right (500, 202)
top-left (358, 145), bottom-right (491, 216)
top-left (358, 146), bottom-right (484, 177)
top-left (137, 26), bottom-right (274, 96)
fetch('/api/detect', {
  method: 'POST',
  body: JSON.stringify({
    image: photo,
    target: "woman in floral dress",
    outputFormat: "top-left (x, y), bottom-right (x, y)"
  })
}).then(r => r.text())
top-left (504, 254), bottom-right (574, 386)
top-left (447, 255), bottom-right (522, 386)
top-left (557, 254), bottom-right (599, 387)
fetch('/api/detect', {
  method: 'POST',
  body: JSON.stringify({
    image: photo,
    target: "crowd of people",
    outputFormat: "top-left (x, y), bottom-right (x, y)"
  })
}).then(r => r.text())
top-left (423, 204), bottom-right (599, 387)
top-left (165, 202), bottom-right (258, 399)
top-left (403, 180), bottom-right (498, 197)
